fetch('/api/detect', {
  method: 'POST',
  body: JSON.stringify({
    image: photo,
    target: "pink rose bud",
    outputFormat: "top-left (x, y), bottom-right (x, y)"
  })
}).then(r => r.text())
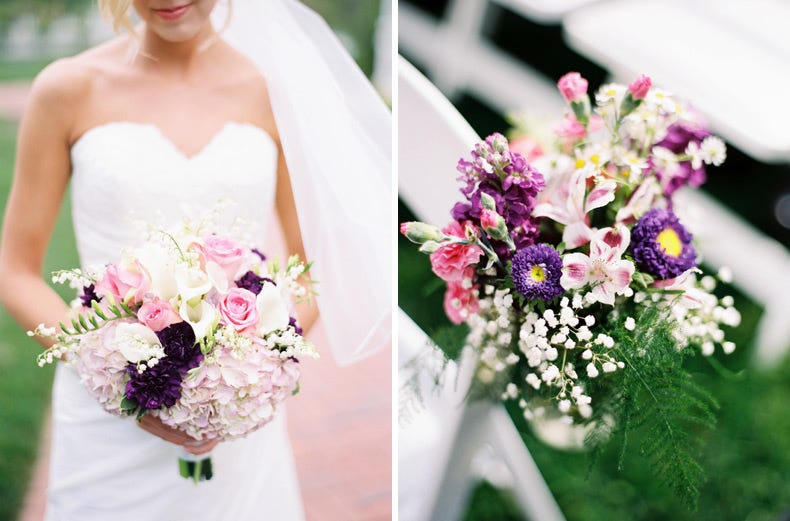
top-left (628, 74), bottom-right (651, 100)
top-left (218, 288), bottom-right (259, 333)
top-left (480, 208), bottom-right (499, 230)
top-left (557, 72), bottom-right (588, 102)
top-left (137, 299), bottom-right (181, 332)
top-left (400, 221), bottom-right (444, 244)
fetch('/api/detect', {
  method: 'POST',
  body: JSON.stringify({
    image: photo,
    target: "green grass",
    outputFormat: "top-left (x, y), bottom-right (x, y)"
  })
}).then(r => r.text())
top-left (399, 199), bottom-right (790, 521)
top-left (0, 119), bottom-right (78, 520)
top-left (0, 59), bottom-right (55, 81)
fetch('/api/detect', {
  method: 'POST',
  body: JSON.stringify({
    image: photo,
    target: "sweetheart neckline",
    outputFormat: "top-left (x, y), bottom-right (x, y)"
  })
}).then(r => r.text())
top-left (70, 121), bottom-right (276, 162)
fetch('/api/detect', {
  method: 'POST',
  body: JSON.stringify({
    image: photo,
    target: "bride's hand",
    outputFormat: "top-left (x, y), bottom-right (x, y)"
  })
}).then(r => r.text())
top-left (137, 414), bottom-right (220, 455)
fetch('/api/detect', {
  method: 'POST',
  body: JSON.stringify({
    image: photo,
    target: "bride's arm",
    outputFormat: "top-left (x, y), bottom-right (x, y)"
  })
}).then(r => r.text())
top-left (0, 61), bottom-right (82, 348)
top-left (275, 146), bottom-right (320, 335)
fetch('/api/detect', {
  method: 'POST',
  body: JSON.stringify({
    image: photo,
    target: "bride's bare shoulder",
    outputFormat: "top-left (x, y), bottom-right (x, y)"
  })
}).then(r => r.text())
top-left (26, 36), bottom-right (128, 123)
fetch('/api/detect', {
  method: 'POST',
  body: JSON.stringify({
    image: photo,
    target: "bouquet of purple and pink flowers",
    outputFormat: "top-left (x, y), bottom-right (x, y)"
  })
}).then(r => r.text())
top-left (33, 217), bottom-right (317, 482)
top-left (401, 72), bottom-right (740, 506)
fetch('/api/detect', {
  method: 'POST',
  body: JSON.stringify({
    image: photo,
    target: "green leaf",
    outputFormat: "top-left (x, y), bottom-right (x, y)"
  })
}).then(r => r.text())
top-left (120, 397), bottom-right (138, 415)
top-left (91, 300), bottom-right (108, 320)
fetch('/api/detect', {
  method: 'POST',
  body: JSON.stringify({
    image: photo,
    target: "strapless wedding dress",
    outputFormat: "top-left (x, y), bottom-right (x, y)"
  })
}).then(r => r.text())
top-left (46, 121), bottom-right (305, 520)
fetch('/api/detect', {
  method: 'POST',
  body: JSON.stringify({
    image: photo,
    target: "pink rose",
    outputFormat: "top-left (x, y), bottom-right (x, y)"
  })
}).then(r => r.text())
top-left (429, 221), bottom-right (483, 282)
top-left (95, 260), bottom-right (151, 305)
top-left (628, 74), bottom-right (651, 100)
top-left (137, 298), bottom-right (181, 332)
top-left (218, 288), bottom-right (259, 333)
top-left (479, 209), bottom-right (499, 230)
top-left (198, 236), bottom-right (245, 276)
top-left (557, 72), bottom-right (588, 102)
top-left (509, 136), bottom-right (544, 163)
top-left (443, 276), bottom-right (479, 325)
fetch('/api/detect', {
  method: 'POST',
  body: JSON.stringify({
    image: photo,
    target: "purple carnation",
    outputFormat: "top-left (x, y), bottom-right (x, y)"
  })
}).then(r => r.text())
top-left (79, 284), bottom-right (101, 308)
top-left (630, 208), bottom-right (696, 279)
top-left (125, 362), bottom-right (183, 410)
top-left (289, 316), bottom-right (303, 336)
top-left (235, 271), bottom-right (275, 295)
top-left (452, 133), bottom-right (546, 260)
top-left (156, 322), bottom-right (202, 371)
top-left (653, 121), bottom-right (711, 196)
top-left (510, 244), bottom-right (564, 301)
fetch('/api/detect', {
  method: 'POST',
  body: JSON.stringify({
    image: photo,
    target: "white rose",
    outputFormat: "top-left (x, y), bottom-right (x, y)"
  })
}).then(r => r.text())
top-left (178, 300), bottom-right (217, 340)
top-left (256, 284), bottom-right (290, 335)
top-left (114, 323), bottom-right (163, 364)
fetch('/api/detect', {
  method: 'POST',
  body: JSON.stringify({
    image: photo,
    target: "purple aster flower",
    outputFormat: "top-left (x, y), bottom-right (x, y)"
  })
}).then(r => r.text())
top-left (156, 322), bottom-right (202, 371)
top-left (289, 316), bottom-right (303, 336)
top-left (510, 244), bottom-right (564, 301)
top-left (79, 284), bottom-right (101, 308)
top-left (630, 208), bottom-right (696, 279)
top-left (654, 121), bottom-right (711, 196)
top-left (251, 248), bottom-right (267, 261)
top-left (235, 271), bottom-right (275, 295)
top-left (125, 362), bottom-right (183, 410)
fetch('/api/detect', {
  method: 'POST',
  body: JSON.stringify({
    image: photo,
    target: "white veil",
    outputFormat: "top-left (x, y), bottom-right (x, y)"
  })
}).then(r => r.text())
top-left (211, 0), bottom-right (391, 366)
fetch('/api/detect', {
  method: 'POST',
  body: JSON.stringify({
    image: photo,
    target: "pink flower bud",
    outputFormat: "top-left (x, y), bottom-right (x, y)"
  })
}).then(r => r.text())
top-left (480, 208), bottom-right (499, 230)
top-left (557, 72), bottom-right (588, 102)
top-left (628, 74), bottom-right (651, 100)
top-left (508, 136), bottom-right (544, 163)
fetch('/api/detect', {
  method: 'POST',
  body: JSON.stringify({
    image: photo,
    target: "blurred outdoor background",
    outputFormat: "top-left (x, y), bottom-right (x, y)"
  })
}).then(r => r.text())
top-left (0, 1), bottom-right (391, 521)
top-left (398, 0), bottom-right (790, 520)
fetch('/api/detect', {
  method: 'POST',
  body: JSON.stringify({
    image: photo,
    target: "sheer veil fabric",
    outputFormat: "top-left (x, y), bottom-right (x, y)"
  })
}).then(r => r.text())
top-left (214, 0), bottom-right (392, 365)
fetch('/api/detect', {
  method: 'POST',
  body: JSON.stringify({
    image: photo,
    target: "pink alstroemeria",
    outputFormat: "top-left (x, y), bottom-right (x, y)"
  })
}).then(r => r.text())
top-left (615, 177), bottom-right (664, 223)
top-left (533, 169), bottom-right (617, 248)
top-left (560, 225), bottom-right (635, 306)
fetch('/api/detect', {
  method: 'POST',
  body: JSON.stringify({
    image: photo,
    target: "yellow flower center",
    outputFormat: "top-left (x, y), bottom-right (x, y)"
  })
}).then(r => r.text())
top-left (575, 158), bottom-right (586, 169)
top-left (657, 227), bottom-right (682, 257)
top-left (530, 265), bottom-right (546, 283)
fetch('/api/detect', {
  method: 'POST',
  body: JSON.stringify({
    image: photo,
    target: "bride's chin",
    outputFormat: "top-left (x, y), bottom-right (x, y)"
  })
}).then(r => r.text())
top-left (147, 23), bottom-right (208, 43)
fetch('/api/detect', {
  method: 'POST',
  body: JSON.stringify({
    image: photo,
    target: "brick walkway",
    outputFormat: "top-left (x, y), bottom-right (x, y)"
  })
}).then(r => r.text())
top-left (6, 80), bottom-right (393, 521)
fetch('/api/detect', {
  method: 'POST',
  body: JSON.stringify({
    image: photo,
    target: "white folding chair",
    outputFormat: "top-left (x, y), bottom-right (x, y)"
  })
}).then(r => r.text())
top-left (398, 56), bottom-right (566, 521)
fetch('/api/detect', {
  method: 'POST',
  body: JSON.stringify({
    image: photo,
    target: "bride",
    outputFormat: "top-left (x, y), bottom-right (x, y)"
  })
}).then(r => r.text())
top-left (0, 0), bottom-right (391, 519)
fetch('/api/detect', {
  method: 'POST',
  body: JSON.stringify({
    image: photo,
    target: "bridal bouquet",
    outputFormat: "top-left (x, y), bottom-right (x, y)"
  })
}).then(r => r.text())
top-left (33, 215), bottom-right (317, 482)
top-left (401, 72), bottom-right (740, 505)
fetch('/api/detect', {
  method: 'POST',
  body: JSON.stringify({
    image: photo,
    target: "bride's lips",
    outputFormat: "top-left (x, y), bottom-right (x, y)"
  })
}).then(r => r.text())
top-left (151, 3), bottom-right (192, 21)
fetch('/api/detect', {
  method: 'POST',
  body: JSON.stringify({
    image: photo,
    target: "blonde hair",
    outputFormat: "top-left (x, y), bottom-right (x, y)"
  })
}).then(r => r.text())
top-left (98, 0), bottom-right (136, 34)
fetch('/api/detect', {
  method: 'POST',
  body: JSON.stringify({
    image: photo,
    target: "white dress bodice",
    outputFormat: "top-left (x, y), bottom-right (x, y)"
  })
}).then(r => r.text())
top-left (48, 121), bottom-right (304, 521)
top-left (70, 121), bottom-right (277, 267)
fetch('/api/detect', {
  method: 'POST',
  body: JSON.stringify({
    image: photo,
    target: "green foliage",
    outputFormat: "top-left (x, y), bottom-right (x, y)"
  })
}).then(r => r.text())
top-left (586, 306), bottom-right (718, 508)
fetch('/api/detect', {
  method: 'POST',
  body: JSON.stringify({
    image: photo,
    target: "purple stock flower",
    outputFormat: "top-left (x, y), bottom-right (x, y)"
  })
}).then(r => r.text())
top-left (79, 284), bottom-right (101, 308)
top-left (125, 362), bottom-right (184, 410)
top-left (654, 121), bottom-right (711, 196)
top-left (630, 208), bottom-right (696, 279)
top-left (452, 133), bottom-right (546, 260)
top-left (156, 322), bottom-right (202, 371)
top-left (510, 244), bottom-right (564, 301)
top-left (235, 271), bottom-right (275, 295)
